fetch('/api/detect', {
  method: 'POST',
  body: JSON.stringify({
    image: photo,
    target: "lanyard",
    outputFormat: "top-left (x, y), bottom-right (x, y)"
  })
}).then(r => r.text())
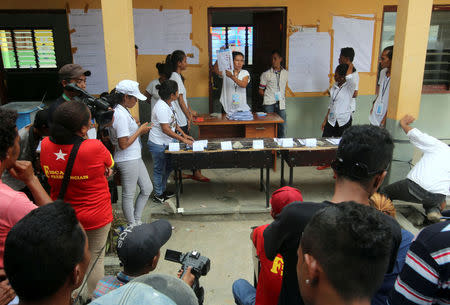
top-left (274, 69), bottom-right (281, 91)
top-left (62, 93), bottom-right (71, 102)
top-left (331, 84), bottom-right (345, 106)
top-left (381, 77), bottom-right (391, 99)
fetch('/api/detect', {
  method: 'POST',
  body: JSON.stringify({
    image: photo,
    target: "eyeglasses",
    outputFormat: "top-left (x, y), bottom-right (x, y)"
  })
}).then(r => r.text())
top-left (74, 78), bottom-right (87, 85)
top-left (331, 158), bottom-right (389, 179)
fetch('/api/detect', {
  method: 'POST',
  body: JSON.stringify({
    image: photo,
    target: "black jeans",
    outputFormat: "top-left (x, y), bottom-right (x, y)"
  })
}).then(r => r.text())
top-left (322, 117), bottom-right (352, 138)
top-left (381, 179), bottom-right (446, 213)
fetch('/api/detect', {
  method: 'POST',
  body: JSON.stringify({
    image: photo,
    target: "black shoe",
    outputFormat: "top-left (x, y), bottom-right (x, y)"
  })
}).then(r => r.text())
top-left (151, 193), bottom-right (165, 203)
top-left (164, 190), bottom-right (176, 198)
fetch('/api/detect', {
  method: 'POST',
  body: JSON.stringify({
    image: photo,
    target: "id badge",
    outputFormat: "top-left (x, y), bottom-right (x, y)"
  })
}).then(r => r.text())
top-left (376, 104), bottom-right (383, 115)
top-left (329, 112), bottom-right (335, 120)
top-left (274, 91), bottom-right (281, 102)
top-left (232, 93), bottom-right (240, 105)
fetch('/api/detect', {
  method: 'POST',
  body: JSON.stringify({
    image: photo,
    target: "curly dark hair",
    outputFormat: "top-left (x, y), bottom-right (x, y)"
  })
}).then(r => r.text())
top-left (0, 108), bottom-right (19, 161)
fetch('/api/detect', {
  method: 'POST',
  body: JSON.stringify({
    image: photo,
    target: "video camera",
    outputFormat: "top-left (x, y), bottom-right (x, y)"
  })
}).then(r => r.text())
top-left (165, 249), bottom-right (210, 305)
top-left (64, 83), bottom-right (114, 126)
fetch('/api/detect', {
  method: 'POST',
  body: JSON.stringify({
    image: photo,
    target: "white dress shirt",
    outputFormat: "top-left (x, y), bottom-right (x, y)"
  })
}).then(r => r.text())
top-left (327, 74), bottom-right (357, 127)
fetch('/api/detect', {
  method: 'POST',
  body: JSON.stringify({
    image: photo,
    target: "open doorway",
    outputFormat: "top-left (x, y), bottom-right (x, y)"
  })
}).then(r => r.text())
top-left (207, 7), bottom-right (287, 113)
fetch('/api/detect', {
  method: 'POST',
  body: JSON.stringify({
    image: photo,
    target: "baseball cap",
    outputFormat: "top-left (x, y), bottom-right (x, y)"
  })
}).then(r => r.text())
top-left (117, 220), bottom-right (172, 269)
top-left (89, 281), bottom-right (177, 305)
top-left (270, 186), bottom-right (303, 215)
top-left (58, 64), bottom-right (91, 80)
top-left (115, 80), bottom-right (147, 101)
top-left (132, 274), bottom-right (199, 305)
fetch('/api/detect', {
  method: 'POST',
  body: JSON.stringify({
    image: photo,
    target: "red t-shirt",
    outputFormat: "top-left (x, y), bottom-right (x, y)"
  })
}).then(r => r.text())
top-left (40, 137), bottom-right (114, 231)
top-left (253, 224), bottom-right (284, 305)
top-left (0, 181), bottom-right (37, 268)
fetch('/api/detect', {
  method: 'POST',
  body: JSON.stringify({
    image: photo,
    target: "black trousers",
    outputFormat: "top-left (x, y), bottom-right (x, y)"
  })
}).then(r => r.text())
top-left (322, 117), bottom-right (352, 138)
top-left (381, 178), bottom-right (446, 213)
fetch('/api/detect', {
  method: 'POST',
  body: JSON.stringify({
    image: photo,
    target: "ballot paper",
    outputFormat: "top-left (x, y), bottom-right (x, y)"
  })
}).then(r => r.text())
top-left (193, 141), bottom-right (205, 152)
top-left (169, 143), bottom-right (180, 151)
top-left (221, 141), bottom-right (232, 151)
top-left (305, 138), bottom-right (317, 147)
top-left (253, 140), bottom-right (264, 150)
top-left (196, 140), bottom-right (208, 148)
top-left (281, 138), bottom-right (294, 148)
top-left (326, 138), bottom-right (341, 145)
top-left (217, 49), bottom-right (233, 72)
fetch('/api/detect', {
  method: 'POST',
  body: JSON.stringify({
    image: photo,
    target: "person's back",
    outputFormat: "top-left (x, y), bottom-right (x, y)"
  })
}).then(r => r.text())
top-left (389, 221), bottom-right (450, 305)
top-left (263, 125), bottom-right (401, 305)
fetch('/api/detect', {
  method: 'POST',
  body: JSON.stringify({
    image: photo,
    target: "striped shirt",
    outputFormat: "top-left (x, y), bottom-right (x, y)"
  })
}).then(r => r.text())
top-left (388, 221), bottom-right (450, 305)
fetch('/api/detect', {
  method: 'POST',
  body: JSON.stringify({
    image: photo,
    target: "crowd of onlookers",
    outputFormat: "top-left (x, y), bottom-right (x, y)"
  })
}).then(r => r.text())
top-left (0, 60), bottom-right (448, 305)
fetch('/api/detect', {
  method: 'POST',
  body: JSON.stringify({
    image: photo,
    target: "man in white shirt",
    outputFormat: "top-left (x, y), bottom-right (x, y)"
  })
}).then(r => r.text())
top-left (259, 50), bottom-right (288, 138)
top-left (381, 114), bottom-right (450, 222)
top-left (338, 47), bottom-right (359, 113)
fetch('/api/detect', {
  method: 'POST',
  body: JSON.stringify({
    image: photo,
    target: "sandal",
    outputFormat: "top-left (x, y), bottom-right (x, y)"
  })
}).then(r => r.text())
top-left (192, 175), bottom-right (210, 182)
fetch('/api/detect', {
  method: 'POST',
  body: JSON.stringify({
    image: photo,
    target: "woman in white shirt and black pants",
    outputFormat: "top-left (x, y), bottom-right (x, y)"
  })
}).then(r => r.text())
top-left (321, 63), bottom-right (356, 137)
top-left (109, 80), bottom-right (153, 226)
top-left (147, 80), bottom-right (194, 203)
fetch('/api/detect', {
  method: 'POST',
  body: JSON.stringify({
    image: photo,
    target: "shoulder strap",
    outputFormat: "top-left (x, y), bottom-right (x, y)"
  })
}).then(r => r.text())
top-left (57, 137), bottom-right (85, 200)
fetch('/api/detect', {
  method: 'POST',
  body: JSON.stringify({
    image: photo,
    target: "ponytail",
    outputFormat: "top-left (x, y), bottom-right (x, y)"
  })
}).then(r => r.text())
top-left (164, 50), bottom-right (186, 82)
top-left (156, 80), bottom-right (178, 101)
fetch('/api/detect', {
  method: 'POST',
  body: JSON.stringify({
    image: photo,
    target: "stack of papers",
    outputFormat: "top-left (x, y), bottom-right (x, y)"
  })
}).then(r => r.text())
top-left (326, 138), bottom-right (341, 145)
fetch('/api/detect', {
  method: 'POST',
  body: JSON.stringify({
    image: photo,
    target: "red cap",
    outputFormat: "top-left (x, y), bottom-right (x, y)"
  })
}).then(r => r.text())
top-left (270, 186), bottom-right (303, 216)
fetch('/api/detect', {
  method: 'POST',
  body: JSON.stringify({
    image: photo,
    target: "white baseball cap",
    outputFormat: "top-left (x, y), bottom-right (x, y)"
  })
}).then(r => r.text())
top-left (115, 80), bottom-right (147, 101)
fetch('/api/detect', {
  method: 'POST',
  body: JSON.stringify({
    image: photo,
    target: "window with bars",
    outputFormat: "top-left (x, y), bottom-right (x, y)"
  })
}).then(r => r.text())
top-left (381, 6), bottom-right (450, 91)
top-left (210, 26), bottom-right (253, 65)
top-left (0, 28), bottom-right (57, 69)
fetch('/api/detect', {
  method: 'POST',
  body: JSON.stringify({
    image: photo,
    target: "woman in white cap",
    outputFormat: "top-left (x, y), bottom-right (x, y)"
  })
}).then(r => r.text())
top-left (109, 80), bottom-right (153, 226)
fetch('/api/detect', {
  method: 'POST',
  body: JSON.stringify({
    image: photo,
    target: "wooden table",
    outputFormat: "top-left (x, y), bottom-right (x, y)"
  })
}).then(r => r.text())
top-left (280, 140), bottom-right (338, 186)
top-left (194, 113), bottom-right (284, 139)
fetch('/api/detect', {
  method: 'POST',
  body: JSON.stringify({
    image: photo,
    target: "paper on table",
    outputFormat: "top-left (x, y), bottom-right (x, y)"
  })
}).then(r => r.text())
top-left (305, 138), bottom-right (317, 147)
top-left (217, 49), bottom-right (233, 72)
top-left (297, 139), bottom-right (306, 146)
top-left (288, 31), bottom-right (331, 92)
top-left (332, 15), bottom-right (375, 72)
top-left (221, 141), bottom-right (232, 151)
top-left (326, 138), bottom-right (341, 145)
top-left (196, 140), bottom-right (208, 148)
top-left (253, 140), bottom-right (264, 150)
top-left (169, 143), bottom-right (180, 151)
top-left (281, 138), bottom-right (294, 148)
top-left (193, 142), bottom-right (205, 152)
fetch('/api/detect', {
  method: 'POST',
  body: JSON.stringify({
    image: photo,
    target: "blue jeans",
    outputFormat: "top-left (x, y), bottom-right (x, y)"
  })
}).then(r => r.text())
top-left (264, 103), bottom-right (287, 138)
top-left (147, 141), bottom-right (173, 196)
top-left (232, 279), bottom-right (256, 305)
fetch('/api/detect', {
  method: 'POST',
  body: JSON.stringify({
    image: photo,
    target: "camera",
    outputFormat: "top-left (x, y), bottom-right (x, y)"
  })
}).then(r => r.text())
top-left (165, 249), bottom-right (210, 305)
top-left (64, 83), bottom-right (114, 126)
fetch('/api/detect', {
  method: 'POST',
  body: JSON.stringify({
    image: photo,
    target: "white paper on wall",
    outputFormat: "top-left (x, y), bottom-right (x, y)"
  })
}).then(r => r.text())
top-left (68, 9), bottom-right (108, 94)
top-left (288, 31), bottom-right (331, 93)
top-left (332, 15), bottom-right (375, 73)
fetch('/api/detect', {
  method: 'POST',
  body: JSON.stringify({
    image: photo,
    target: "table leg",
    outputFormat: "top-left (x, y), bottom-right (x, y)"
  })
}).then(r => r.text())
top-left (175, 169), bottom-right (180, 209)
top-left (260, 168), bottom-right (264, 191)
top-left (266, 166), bottom-right (270, 208)
top-left (289, 166), bottom-right (294, 186)
top-left (180, 170), bottom-right (184, 194)
top-left (280, 155), bottom-right (285, 187)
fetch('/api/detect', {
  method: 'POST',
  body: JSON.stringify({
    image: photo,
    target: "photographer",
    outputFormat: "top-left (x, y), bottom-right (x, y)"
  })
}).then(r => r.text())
top-left (93, 220), bottom-right (195, 299)
top-left (48, 64), bottom-right (91, 124)
top-left (108, 80), bottom-right (153, 226)
top-left (40, 101), bottom-right (114, 299)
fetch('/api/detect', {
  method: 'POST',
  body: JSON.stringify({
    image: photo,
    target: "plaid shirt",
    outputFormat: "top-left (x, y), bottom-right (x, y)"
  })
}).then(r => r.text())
top-left (92, 272), bottom-right (135, 299)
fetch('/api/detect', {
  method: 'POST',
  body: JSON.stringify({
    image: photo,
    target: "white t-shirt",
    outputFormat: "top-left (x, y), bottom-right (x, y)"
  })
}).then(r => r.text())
top-left (406, 128), bottom-right (450, 196)
top-left (220, 70), bottom-right (251, 114)
top-left (327, 74), bottom-right (357, 127)
top-left (369, 68), bottom-right (391, 126)
top-left (169, 72), bottom-right (188, 127)
top-left (110, 104), bottom-right (141, 162)
top-left (350, 71), bottom-right (359, 112)
top-left (148, 99), bottom-right (177, 146)
top-left (145, 78), bottom-right (161, 111)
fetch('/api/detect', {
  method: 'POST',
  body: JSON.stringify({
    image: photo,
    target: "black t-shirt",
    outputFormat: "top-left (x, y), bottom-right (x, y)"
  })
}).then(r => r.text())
top-left (263, 201), bottom-right (402, 305)
top-left (47, 95), bottom-right (67, 125)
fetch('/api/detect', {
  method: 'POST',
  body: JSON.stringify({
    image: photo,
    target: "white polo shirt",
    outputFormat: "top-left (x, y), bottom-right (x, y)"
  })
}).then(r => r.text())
top-left (327, 74), bottom-right (357, 127)
top-left (350, 71), bottom-right (359, 112)
top-left (169, 72), bottom-right (188, 127)
top-left (220, 70), bottom-right (251, 114)
top-left (110, 104), bottom-right (141, 162)
top-left (259, 67), bottom-right (289, 110)
top-left (369, 68), bottom-right (390, 126)
top-left (148, 99), bottom-right (177, 146)
top-left (145, 78), bottom-right (161, 111)
top-left (406, 128), bottom-right (450, 196)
